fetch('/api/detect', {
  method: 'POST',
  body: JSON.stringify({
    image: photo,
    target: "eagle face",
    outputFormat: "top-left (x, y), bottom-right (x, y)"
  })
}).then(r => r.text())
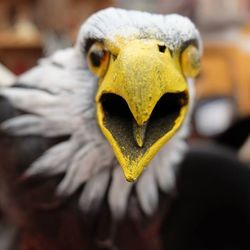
top-left (0, 8), bottom-right (201, 218)
top-left (81, 8), bottom-right (201, 181)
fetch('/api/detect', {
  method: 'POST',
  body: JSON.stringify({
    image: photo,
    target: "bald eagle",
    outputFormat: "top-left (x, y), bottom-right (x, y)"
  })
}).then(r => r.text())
top-left (0, 7), bottom-right (227, 250)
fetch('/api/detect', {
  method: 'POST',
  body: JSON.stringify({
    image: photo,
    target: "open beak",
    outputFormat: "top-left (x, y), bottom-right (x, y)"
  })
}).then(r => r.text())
top-left (96, 39), bottom-right (189, 182)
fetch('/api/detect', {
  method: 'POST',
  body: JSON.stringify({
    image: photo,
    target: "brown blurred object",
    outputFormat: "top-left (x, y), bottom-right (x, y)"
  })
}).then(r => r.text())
top-left (158, 0), bottom-right (195, 14)
top-left (0, 42), bottom-right (42, 75)
top-left (195, 0), bottom-right (244, 30)
top-left (196, 44), bottom-right (235, 99)
top-left (0, 0), bottom-right (42, 74)
top-left (196, 30), bottom-right (250, 117)
top-left (35, 0), bottom-right (114, 43)
top-left (116, 0), bottom-right (196, 18)
top-left (0, 0), bottom-right (114, 74)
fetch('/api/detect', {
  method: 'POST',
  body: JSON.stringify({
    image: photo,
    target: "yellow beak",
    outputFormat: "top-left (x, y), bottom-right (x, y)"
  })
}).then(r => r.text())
top-left (96, 39), bottom-right (189, 182)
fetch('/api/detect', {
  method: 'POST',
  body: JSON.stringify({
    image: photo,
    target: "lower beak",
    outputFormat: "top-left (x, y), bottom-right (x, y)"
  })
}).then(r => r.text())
top-left (96, 39), bottom-right (189, 181)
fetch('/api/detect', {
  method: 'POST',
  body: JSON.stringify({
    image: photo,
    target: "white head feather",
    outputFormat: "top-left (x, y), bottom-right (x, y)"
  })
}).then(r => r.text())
top-left (0, 8), bottom-right (201, 219)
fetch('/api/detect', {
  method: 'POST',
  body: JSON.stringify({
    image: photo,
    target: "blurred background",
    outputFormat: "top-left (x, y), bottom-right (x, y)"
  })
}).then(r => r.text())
top-left (0, 0), bottom-right (249, 162)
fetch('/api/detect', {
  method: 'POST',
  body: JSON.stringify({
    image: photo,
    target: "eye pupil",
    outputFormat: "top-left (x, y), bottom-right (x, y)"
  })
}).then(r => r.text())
top-left (90, 50), bottom-right (104, 67)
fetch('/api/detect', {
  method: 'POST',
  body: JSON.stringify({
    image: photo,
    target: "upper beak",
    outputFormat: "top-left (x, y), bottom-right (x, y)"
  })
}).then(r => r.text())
top-left (96, 39), bottom-right (189, 181)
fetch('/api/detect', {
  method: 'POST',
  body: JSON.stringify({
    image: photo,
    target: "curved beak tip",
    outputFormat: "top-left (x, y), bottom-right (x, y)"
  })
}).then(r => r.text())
top-left (124, 171), bottom-right (140, 182)
top-left (125, 175), bottom-right (136, 182)
top-left (122, 162), bottom-right (145, 182)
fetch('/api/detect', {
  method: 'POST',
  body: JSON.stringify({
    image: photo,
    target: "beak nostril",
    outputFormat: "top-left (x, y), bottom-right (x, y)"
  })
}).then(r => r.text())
top-left (112, 54), bottom-right (117, 61)
top-left (158, 44), bottom-right (166, 53)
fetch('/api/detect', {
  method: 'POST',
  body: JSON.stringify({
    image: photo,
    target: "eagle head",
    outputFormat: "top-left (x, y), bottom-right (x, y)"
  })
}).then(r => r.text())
top-left (0, 8), bottom-right (202, 217)
top-left (79, 8), bottom-right (201, 181)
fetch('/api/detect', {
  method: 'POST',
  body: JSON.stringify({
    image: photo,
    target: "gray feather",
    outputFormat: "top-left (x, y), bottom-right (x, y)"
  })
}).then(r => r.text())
top-left (79, 168), bottom-right (110, 213)
top-left (136, 166), bottom-right (159, 216)
top-left (108, 166), bottom-right (133, 219)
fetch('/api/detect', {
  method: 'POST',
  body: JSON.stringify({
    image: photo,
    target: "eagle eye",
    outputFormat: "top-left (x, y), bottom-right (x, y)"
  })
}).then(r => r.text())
top-left (181, 45), bottom-right (201, 78)
top-left (87, 42), bottom-right (110, 77)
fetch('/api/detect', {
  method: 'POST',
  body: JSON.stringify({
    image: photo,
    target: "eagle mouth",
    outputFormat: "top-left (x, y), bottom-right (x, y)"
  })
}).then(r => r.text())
top-left (100, 91), bottom-right (189, 161)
